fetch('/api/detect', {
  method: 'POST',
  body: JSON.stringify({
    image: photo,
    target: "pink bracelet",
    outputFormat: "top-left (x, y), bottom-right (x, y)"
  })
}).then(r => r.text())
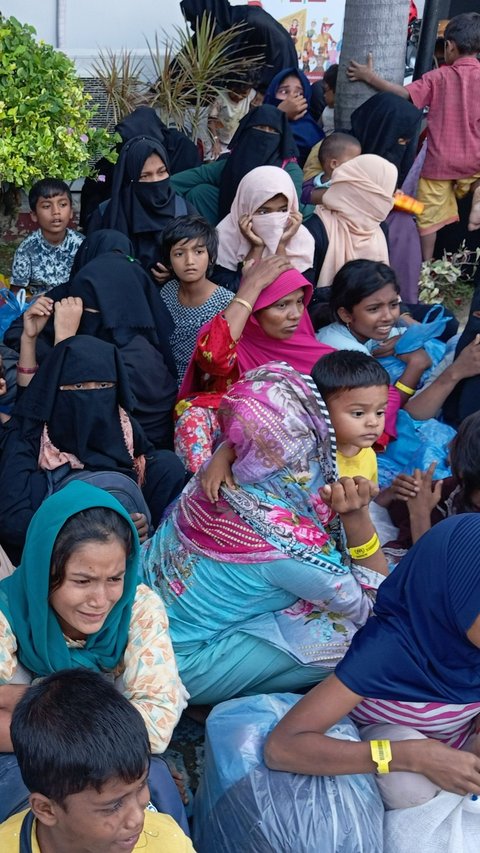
top-left (16, 364), bottom-right (38, 375)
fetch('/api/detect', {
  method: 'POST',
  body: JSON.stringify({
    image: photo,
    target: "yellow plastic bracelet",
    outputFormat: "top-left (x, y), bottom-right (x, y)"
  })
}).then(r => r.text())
top-left (395, 380), bottom-right (415, 397)
top-left (370, 739), bottom-right (392, 774)
top-left (348, 532), bottom-right (380, 560)
top-left (232, 297), bottom-right (253, 314)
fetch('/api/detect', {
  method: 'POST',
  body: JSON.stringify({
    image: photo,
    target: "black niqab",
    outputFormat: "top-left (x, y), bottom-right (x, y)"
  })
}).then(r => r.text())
top-left (218, 105), bottom-right (298, 219)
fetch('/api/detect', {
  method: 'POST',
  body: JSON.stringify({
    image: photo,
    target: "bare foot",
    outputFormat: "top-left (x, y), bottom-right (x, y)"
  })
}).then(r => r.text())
top-left (468, 185), bottom-right (480, 231)
top-left (54, 297), bottom-right (83, 344)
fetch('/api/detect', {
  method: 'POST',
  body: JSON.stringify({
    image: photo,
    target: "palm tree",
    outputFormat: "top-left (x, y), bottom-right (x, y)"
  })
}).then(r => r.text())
top-left (335, 0), bottom-right (411, 129)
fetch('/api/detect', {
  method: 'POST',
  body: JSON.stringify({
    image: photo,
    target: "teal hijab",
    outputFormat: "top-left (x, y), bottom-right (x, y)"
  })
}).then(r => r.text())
top-left (0, 482), bottom-right (140, 677)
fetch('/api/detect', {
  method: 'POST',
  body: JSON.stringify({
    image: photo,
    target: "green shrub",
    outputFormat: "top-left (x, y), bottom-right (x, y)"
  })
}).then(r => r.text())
top-left (0, 15), bottom-right (116, 192)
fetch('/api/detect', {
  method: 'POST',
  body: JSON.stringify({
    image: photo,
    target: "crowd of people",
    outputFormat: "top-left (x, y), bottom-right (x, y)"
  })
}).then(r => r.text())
top-left (1, 9), bottom-right (480, 852)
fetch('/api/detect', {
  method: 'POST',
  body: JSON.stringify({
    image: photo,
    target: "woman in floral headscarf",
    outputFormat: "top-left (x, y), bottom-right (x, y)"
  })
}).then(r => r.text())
top-left (141, 362), bottom-right (388, 705)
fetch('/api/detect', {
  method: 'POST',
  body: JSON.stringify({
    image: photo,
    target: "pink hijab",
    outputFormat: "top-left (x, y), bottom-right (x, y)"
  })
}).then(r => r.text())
top-left (179, 269), bottom-right (334, 397)
top-left (316, 154), bottom-right (397, 287)
top-left (216, 165), bottom-right (315, 272)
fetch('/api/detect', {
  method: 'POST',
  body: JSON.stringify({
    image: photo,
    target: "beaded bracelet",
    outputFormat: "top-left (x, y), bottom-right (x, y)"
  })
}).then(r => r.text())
top-left (348, 532), bottom-right (380, 560)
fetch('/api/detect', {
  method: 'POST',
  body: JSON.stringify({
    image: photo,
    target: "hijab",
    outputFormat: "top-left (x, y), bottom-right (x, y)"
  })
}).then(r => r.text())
top-left (350, 93), bottom-right (423, 187)
top-left (263, 68), bottom-right (324, 166)
top-left (105, 136), bottom-right (177, 271)
top-left (336, 515), bottom-right (480, 704)
top-left (14, 336), bottom-right (149, 472)
top-left (216, 166), bottom-right (315, 271)
top-left (69, 229), bottom-right (134, 280)
top-left (175, 362), bottom-right (341, 568)
top-left (316, 154), bottom-right (397, 287)
top-left (115, 106), bottom-right (201, 175)
top-left (179, 269), bottom-right (334, 398)
top-left (0, 481), bottom-right (139, 677)
top-left (218, 105), bottom-right (299, 220)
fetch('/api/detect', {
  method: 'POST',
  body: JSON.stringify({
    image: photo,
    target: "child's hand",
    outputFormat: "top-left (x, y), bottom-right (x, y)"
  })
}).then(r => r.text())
top-left (151, 262), bottom-right (171, 285)
top-left (390, 472), bottom-right (420, 501)
top-left (22, 296), bottom-right (54, 340)
top-left (320, 477), bottom-right (379, 514)
top-left (406, 463), bottom-right (443, 515)
top-left (54, 297), bottom-right (83, 344)
top-left (278, 211), bottom-right (303, 245)
top-left (239, 214), bottom-right (264, 248)
top-left (371, 334), bottom-right (403, 358)
top-left (200, 442), bottom-right (236, 503)
top-left (347, 53), bottom-right (374, 83)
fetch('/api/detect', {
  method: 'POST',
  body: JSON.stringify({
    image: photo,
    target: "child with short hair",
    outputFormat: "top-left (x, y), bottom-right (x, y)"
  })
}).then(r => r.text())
top-left (348, 12), bottom-right (480, 259)
top-left (10, 178), bottom-right (84, 297)
top-left (301, 132), bottom-right (361, 205)
top-left (311, 350), bottom-right (390, 483)
top-left (159, 215), bottom-right (234, 383)
top-left (320, 63), bottom-right (338, 136)
top-left (0, 669), bottom-right (193, 852)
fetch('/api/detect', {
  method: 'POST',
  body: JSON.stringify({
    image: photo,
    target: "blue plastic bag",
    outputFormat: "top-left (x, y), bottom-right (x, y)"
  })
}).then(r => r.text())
top-left (377, 409), bottom-right (455, 489)
top-left (0, 288), bottom-right (27, 341)
top-left (394, 305), bottom-right (449, 354)
top-left (193, 693), bottom-right (384, 853)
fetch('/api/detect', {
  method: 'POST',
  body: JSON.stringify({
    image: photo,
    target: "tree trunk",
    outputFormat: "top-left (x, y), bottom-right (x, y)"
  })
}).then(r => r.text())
top-left (335, 0), bottom-right (411, 130)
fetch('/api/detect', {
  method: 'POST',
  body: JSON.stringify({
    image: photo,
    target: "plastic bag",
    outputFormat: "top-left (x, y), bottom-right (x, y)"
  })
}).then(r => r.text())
top-left (394, 305), bottom-right (448, 354)
top-left (384, 791), bottom-right (480, 853)
top-left (0, 288), bottom-right (27, 340)
top-left (193, 693), bottom-right (384, 853)
top-left (377, 409), bottom-right (455, 489)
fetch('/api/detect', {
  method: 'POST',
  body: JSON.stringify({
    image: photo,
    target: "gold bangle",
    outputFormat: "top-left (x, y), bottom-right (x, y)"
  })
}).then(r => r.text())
top-left (395, 380), bottom-right (415, 396)
top-left (232, 297), bottom-right (253, 314)
top-left (370, 739), bottom-right (392, 774)
top-left (348, 532), bottom-right (380, 560)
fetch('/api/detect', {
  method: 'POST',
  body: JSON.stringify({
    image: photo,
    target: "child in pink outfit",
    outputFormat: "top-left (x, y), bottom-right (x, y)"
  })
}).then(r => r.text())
top-left (348, 12), bottom-right (480, 260)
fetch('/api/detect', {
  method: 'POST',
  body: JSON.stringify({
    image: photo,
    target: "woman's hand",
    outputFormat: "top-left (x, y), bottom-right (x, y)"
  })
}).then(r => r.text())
top-left (416, 738), bottom-right (480, 796)
top-left (278, 211), bottom-right (303, 246)
top-left (277, 95), bottom-right (308, 120)
top-left (54, 297), bottom-right (83, 344)
top-left (151, 262), bottom-right (171, 286)
top-left (22, 296), bottom-right (54, 339)
top-left (130, 512), bottom-right (149, 544)
top-left (453, 334), bottom-right (480, 379)
top-left (200, 443), bottom-right (236, 503)
top-left (320, 477), bottom-right (379, 515)
top-left (239, 214), bottom-right (264, 248)
top-left (239, 255), bottom-right (293, 295)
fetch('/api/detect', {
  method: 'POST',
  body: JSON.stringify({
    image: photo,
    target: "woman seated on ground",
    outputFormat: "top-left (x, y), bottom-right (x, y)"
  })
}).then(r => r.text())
top-left (313, 154), bottom-right (398, 294)
top-left (170, 105), bottom-right (311, 225)
top-left (266, 515), bottom-right (480, 810)
top-left (0, 482), bottom-right (189, 825)
top-left (0, 336), bottom-right (186, 562)
top-left (350, 92), bottom-right (425, 303)
top-left (88, 135), bottom-right (197, 285)
top-left (263, 67), bottom-right (324, 168)
top-left (174, 256), bottom-right (334, 472)
top-left (214, 165), bottom-right (320, 292)
top-left (8, 248), bottom-right (179, 450)
top-left (141, 362), bottom-right (389, 706)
